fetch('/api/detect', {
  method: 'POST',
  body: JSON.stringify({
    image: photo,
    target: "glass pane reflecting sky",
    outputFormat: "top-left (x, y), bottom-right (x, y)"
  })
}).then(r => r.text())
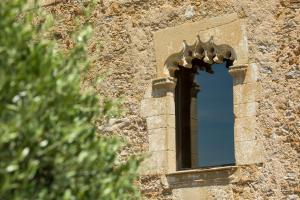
top-left (195, 62), bottom-right (235, 167)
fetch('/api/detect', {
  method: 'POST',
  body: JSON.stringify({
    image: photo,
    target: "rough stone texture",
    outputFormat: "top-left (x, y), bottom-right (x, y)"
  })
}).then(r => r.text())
top-left (42, 0), bottom-right (300, 199)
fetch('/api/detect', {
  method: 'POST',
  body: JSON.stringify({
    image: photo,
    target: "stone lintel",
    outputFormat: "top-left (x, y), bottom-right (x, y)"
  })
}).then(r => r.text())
top-left (153, 14), bottom-right (249, 77)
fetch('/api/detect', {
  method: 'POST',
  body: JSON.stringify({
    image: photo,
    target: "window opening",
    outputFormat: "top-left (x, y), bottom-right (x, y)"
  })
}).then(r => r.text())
top-left (175, 59), bottom-right (235, 170)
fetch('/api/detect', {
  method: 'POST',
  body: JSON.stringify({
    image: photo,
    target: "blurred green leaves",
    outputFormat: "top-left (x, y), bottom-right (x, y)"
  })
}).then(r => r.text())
top-left (0, 1), bottom-right (140, 199)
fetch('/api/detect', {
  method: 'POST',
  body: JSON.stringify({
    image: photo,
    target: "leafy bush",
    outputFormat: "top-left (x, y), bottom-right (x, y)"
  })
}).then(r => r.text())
top-left (0, 1), bottom-right (140, 199)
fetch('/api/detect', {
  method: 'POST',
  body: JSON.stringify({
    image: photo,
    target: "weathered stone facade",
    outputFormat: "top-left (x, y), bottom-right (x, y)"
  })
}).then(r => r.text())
top-left (39, 0), bottom-right (299, 199)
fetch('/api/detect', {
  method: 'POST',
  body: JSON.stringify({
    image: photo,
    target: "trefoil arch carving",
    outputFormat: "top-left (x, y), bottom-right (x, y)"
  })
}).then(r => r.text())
top-left (164, 35), bottom-right (237, 77)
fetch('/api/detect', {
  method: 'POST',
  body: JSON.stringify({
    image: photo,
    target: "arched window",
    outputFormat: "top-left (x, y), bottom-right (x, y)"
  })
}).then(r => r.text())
top-left (175, 58), bottom-right (235, 170)
top-left (141, 16), bottom-right (261, 176)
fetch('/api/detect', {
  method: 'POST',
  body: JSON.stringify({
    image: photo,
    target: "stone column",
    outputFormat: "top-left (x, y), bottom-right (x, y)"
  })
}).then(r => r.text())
top-left (141, 77), bottom-right (177, 174)
top-left (229, 64), bottom-right (264, 165)
top-left (190, 82), bottom-right (200, 168)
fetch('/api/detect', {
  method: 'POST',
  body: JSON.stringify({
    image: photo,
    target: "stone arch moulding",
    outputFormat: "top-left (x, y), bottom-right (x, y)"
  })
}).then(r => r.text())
top-left (163, 35), bottom-right (236, 78)
top-left (140, 13), bottom-right (264, 175)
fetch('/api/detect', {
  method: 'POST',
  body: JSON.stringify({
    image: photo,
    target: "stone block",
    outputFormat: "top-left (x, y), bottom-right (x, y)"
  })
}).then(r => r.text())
top-left (233, 84), bottom-right (241, 105)
top-left (235, 140), bottom-right (264, 165)
top-left (146, 115), bottom-right (167, 130)
top-left (167, 128), bottom-right (176, 151)
top-left (244, 63), bottom-right (259, 83)
top-left (234, 116), bottom-right (256, 142)
top-left (148, 130), bottom-right (167, 151)
top-left (141, 97), bottom-right (167, 117)
top-left (173, 185), bottom-right (233, 200)
top-left (167, 150), bottom-right (176, 173)
top-left (166, 95), bottom-right (176, 115)
top-left (140, 151), bottom-right (167, 175)
top-left (241, 83), bottom-right (257, 103)
top-left (148, 128), bottom-right (175, 151)
top-left (234, 102), bottom-right (257, 118)
top-left (146, 115), bottom-right (175, 130)
top-left (150, 151), bottom-right (167, 171)
top-left (234, 83), bottom-right (257, 104)
top-left (167, 115), bottom-right (176, 128)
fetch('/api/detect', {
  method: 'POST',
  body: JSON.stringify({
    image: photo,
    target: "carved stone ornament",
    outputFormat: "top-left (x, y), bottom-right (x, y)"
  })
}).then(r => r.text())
top-left (164, 35), bottom-right (237, 77)
top-left (151, 77), bottom-right (177, 97)
top-left (152, 77), bottom-right (177, 90)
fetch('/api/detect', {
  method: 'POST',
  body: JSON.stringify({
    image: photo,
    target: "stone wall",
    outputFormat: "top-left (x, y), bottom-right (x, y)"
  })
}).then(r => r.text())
top-left (40, 0), bottom-right (299, 199)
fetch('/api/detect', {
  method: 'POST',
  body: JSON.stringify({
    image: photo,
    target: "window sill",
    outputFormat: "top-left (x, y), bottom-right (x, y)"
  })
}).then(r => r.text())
top-left (166, 166), bottom-right (238, 188)
top-left (168, 165), bottom-right (238, 176)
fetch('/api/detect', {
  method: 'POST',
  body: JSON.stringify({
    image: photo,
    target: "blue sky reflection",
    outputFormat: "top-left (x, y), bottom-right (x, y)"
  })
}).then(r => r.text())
top-left (195, 62), bottom-right (235, 167)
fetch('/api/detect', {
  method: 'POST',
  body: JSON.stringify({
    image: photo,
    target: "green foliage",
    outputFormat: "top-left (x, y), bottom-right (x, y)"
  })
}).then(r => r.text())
top-left (0, 1), bottom-right (140, 199)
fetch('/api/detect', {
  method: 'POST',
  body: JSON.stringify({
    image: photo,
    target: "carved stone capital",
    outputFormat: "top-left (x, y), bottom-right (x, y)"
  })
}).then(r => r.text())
top-left (152, 77), bottom-right (177, 97)
top-left (228, 64), bottom-right (248, 77)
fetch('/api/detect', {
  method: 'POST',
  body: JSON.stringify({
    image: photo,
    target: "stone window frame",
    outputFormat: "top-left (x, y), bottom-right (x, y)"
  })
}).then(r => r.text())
top-left (141, 13), bottom-right (264, 175)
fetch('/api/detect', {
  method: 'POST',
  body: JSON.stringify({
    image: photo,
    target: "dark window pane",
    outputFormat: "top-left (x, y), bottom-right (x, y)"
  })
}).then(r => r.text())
top-left (196, 62), bottom-right (235, 167)
top-left (175, 67), bottom-right (193, 170)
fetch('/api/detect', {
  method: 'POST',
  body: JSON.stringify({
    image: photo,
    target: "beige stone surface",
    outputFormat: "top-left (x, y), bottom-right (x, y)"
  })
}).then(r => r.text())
top-left (146, 115), bottom-right (175, 130)
top-left (234, 102), bottom-right (257, 118)
top-left (141, 97), bottom-right (167, 117)
top-left (44, 0), bottom-right (300, 199)
top-left (142, 151), bottom-right (167, 175)
top-left (234, 116), bottom-right (256, 142)
top-left (148, 128), bottom-right (176, 152)
top-left (166, 95), bottom-right (176, 115)
top-left (173, 185), bottom-right (234, 200)
top-left (167, 150), bottom-right (176, 173)
top-left (167, 127), bottom-right (176, 152)
top-left (27, 0), bottom-right (64, 7)
top-left (234, 83), bottom-right (257, 104)
top-left (235, 140), bottom-right (264, 165)
top-left (173, 187), bottom-right (212, 200)
top-left (149, 130), bottom-right (168, 151)
top-left (244, 63), bottom-right (259, 84)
